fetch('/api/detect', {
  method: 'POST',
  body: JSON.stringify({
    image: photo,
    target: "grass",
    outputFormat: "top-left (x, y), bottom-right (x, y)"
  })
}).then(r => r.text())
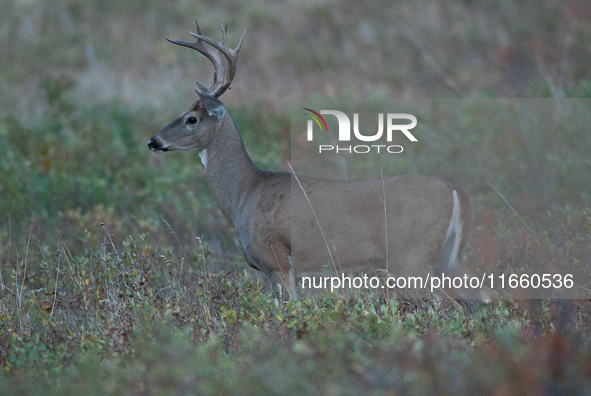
top-left (2, 0), bottom-right (591, 394)
top-left (0, 229), bottom-right (590, 394)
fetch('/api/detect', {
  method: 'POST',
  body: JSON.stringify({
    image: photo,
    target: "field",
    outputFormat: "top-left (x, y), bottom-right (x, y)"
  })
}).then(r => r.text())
top-left (1, 0), bottom-right (591, 394)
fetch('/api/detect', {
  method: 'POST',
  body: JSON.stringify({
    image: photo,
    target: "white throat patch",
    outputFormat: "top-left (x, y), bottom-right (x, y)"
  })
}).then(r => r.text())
top-left (199, 150), bottom-right (207, 169)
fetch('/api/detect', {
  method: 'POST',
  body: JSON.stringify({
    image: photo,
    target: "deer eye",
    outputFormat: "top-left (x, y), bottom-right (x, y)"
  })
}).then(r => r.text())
top-left (187, 117), bottom-right (197, 125)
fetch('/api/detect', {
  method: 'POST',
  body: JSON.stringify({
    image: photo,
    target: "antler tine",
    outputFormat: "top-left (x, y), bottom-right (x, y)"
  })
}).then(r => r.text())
top-left (195, 18), bottom-right (202, 35)
top-left (221, 23), bottom-right (228, 45)
top-left (235, 30), bottom-right (246, 54)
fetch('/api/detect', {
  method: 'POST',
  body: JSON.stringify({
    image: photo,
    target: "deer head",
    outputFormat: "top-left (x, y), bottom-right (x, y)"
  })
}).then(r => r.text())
top-left (148, 20), bottom-right (245, 153)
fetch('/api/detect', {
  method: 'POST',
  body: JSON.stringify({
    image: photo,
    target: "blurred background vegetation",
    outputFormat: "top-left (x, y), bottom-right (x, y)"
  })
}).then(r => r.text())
top-left (1, 0), bottom-right (590, 249)
top-left (1, 0), bottom-right (591, 393)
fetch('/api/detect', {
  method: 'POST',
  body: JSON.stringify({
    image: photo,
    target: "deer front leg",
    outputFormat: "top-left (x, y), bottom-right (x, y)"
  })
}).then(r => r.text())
top-left (265, 243), bottom-right (294, 300)
top-left (243, 241), bottom-right (294, 300)
top-left (241, 247), bottom-right (261, 271)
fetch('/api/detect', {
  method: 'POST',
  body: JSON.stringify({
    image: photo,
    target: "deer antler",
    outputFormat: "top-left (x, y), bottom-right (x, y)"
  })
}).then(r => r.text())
top-left (166, 19), bottom-right (245, 98)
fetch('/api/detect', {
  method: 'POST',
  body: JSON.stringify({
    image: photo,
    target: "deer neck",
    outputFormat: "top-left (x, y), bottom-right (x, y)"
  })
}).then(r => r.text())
top-left (203, 114), bottom-right (261, 222)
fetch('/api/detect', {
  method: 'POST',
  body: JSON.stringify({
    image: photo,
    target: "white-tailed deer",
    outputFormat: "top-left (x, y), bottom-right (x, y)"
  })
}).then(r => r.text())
top-left (148, 20), bottom-right (489, 303)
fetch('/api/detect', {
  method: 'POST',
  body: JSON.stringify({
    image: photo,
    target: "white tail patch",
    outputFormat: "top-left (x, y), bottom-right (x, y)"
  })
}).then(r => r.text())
top-left (435, 189), bottom-right (463, 273)
top-left (199, 149), bottom-right (207, 168)
top-left (447, 189), bottom-right (462, 267)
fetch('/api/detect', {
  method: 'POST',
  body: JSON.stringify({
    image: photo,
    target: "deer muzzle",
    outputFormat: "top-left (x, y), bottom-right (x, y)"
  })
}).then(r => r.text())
top-left (147, 137), bottom-right (170, 153)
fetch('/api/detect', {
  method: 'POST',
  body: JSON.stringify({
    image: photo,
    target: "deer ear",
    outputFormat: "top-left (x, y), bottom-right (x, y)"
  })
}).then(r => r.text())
top-left (197, 92), bottom-right (226, 121)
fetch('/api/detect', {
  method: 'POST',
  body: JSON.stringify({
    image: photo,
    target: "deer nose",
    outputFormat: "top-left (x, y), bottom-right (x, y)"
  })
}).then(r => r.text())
top-left (148, 137), bottom-right (163, 151)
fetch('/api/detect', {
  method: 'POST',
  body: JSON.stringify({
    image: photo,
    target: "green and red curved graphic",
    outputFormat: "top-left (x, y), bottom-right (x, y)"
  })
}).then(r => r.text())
top-left (303, 108), bottom-right (329, 133)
